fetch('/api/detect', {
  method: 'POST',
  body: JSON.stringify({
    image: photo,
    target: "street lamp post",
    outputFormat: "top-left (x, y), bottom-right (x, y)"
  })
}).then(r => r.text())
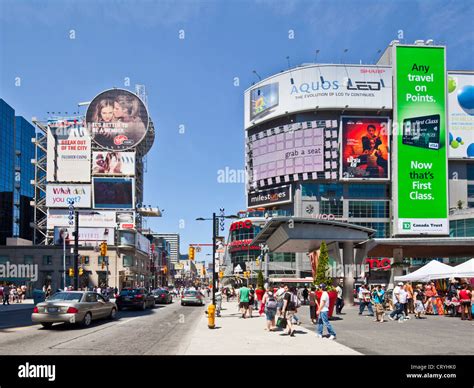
top-left (74, 210), bottom-right (79, 290)
top-left (196, 213), bottom-right (238, 307)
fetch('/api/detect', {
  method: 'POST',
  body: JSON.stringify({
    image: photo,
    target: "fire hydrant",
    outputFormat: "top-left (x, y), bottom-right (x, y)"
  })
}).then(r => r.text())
top-left (207, 304), bottom-right (216, 329)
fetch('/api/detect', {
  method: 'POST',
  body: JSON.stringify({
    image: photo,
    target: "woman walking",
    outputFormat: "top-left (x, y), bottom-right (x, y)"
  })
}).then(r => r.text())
top-left (414, 284), bottom-right (425, 319)
top-left (262, 286), bottom-right (278, 331)
top-left (458, 284), bottom-right (472, 321)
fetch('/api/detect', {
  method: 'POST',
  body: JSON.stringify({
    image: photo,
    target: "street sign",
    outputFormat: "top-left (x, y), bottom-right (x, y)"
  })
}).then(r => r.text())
top-left (234, 264), bottom-right (243, 273)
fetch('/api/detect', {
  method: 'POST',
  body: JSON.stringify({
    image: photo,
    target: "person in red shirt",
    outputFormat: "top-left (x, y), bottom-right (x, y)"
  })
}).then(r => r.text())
top-left (255, 286), bottom-right (265, 316)
top-left (458, 284), bottom-right (472, 321)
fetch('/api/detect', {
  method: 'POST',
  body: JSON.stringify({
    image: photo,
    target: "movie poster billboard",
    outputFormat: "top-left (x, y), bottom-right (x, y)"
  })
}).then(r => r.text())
top-left (86, 89), bottom-right (149, 150)
top-left (447, 72), bottom-right (474, 159)
top-left (117, 212), bottom-right (135, 229)
top-left (93, 178), bottom-right (135, 209)
top-left (393, 45), bottom-right (449, 236)
top-left (340, 117), bottom-right (390, 180)
top-left (92, 151), bottom-right (135, 176)
top-left (46, 118), bottom-right (91, 182)
top-left (47, 210), bottom-right (117, 229)
top-left (46, 184), bottom-right (91, 208)
top-left (54, 227), bottom-right (115, 246)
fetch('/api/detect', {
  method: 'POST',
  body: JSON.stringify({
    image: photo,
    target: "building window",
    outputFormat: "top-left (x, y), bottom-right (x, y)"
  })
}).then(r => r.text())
top-left (123, 256), bottom-right (133, 267)
top-left (302, 183), bottom-right (343, 199)
top-left (24, 255), bottom-right (34, 265)
top-left (42, 255), bottom-right (53, 265)
top-left (450, 219), bottom-right (474, 237)
top-left (349, 201), bottom-right (390, 218)
top-left (82, 256), bottom-right (90, 265)
top-left (468, 185), bottom-right (474, 199)
top-left (320, 200), bottom-right (343, 217)
top-left (353, 222), bottom-right (390, 238)
top-left (269, 253), bottom-right (295, 262)
top-left (347, 184), bottom-right (389, 199)
top-left (467, 164), bottom-right (474, 181)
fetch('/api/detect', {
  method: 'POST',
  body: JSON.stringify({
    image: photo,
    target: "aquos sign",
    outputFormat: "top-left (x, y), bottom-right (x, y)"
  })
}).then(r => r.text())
top-left (244, 64), bottom-right (392, 129)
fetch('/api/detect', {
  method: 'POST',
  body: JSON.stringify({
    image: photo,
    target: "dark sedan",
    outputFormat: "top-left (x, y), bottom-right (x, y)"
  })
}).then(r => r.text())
top-left (116, 288), bottom-right (155, 311)
top-left (152, 289), bottom-right (173, 304)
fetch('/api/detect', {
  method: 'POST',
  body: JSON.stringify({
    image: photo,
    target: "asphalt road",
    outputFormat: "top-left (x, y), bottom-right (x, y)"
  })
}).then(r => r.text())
top-left (0, 299), bottom-right (206, 355)
top-left (298, 304), bottom-right (474, 355)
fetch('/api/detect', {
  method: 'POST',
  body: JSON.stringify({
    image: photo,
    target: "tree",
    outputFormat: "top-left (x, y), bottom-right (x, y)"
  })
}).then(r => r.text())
top-left (257, 270), bottom-right (264, 289)
top-left (314, 241), bottom-right (333, 288)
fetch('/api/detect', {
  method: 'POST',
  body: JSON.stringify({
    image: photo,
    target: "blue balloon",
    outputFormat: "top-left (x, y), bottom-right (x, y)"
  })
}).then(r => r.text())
top-left (458, 85), bottom-right (474, 115)
top-left (467, 143), bottom-right (474, 157)
top-left (449, 132), bottom-right (453, 144)
top-left (456, 136), bottom-right (462, 143)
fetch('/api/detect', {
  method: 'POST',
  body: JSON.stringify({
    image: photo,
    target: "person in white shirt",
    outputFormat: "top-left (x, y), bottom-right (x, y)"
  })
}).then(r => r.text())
top-left (358, 284), bottom-right (374, 316)
top-left (316, 284), bottom-right (336, 340)
top-left (389, 282), bottom-right (406, 322)
top-left (335, 280), bottom-right (344, 314)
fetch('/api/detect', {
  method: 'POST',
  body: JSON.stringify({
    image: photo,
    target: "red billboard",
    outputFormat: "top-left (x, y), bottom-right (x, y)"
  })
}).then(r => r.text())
top-left (340, 116), bottom-right (390, 180)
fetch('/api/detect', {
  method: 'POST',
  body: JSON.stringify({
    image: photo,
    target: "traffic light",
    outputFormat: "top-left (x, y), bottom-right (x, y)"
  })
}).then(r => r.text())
top-left (78, 268), bottom-right (84, 276)
top-left (188, 246), bottom-right (195, 260)
top-left (68, 268), bottom-right (74, 277)
top-left (219, 271), bottom-right (224, 279)
top-left (100, 242), bottom-right (107, 257)
top-left (256, 258), bottom-right (260, 266)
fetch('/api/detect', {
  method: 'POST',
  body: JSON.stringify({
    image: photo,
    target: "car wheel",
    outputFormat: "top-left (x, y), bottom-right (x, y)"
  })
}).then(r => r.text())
top-left (109, 308), bottom-right (117, 320)
top-left (41, 322), bottom-right (53, 329)
top-left (181, 302), bottom-right (185, 306)
top-left (82, 312), bottom-right (92, 327)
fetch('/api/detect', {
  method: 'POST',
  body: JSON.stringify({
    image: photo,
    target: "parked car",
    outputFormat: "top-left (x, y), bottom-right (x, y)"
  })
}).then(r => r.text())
top-left (115, 288), bottom-right (155, 311)
top-left (152, 288), bottom-right (173, 304)
top-left (181, 290), bottom-right (205, 306)
top-left (32, 291), bottom-right (117, 329)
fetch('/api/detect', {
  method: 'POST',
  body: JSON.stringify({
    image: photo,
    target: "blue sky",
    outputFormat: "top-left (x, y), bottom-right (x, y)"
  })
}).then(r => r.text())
top-left (1, 0), bottom-right (473, 263)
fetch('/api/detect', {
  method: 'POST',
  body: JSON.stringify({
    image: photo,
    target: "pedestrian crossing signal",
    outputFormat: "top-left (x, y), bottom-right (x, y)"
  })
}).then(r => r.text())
top-left (79, 268), bottom-right (84, 276)
top-left (68, 268), bottom-right (74, 277)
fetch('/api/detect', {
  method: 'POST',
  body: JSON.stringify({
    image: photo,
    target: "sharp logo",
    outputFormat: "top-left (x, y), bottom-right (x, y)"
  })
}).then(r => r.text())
top-left (346, 78), bottom-right (385, 91)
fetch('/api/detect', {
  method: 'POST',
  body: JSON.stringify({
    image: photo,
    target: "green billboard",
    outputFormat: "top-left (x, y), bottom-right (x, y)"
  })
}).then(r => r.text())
top-left (393, 45), bottom-right (448, 235)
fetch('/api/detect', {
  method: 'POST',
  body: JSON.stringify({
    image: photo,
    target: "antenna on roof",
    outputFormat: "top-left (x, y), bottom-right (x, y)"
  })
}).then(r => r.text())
top-left (286, 56), bottom-right (294, 85)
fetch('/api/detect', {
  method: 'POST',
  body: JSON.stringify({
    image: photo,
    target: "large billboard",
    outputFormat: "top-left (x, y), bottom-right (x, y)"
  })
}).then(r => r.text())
top-left (93, 178), bottom-right (135, 209)
top-left (393, 45), bottom-right (449, 236)
top-left (53, 227), bottom-right (115, 246)
top-left (340, 116), bottom-right (390, 180)
top-left (244, 65), bottom-right (392, 129)
top-left (47, 210), bottom-right (117, 229)
top-left (86, 89), bottom-right (149, 150)
top-left (46, 184), bottom-right (91, 208)
top-left (447, 72), bottom-right (474, 158)
top-left (248, 122), bottom-right (324, 183)
top-left (46, 118), bottom-right (91, 182)
top-left (92, 151), bottom-right (135, 176)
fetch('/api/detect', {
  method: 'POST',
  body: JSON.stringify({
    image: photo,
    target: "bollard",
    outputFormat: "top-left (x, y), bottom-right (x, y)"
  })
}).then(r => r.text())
top-left (207, 304), bottom-right (216, 329)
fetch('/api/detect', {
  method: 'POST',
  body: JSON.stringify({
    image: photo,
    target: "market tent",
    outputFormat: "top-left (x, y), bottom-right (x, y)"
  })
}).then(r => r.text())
top-left (451, 258), bottom-right (474, 278)
top-left (394, 260), bottom-right (454, 282)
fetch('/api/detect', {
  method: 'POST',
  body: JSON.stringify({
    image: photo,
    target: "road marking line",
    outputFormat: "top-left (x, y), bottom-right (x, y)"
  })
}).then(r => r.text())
top-left (118, 317), bottom-right (141, 325)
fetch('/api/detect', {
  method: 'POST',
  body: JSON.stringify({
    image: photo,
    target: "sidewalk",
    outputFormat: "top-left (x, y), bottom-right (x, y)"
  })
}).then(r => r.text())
top-left (182, 301), bottom-right (361, 355)
top-left (0, 299), bottom-right (35, 312)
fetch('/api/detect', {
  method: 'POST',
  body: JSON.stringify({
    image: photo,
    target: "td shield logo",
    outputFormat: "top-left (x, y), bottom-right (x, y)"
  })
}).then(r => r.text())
top-left (403, 222), bottom-right (411, 230)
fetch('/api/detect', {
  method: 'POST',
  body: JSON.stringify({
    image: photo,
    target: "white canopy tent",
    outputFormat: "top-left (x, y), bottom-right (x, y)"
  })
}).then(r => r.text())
top-left (394, 260), bottom-right (454, 283)
top-left (450, 258), bottom-right (474, 278)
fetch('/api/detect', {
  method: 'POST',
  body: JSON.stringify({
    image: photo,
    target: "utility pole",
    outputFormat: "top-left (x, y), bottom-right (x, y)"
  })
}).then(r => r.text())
top-left (73, 211), bottom-right (79, 290)
top-left (212, 212), bottom-right (216, 306)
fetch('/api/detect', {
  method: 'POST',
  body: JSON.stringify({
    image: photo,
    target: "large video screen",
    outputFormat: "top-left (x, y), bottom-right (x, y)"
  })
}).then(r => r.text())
top-left (250, 83), bottom-right (279, 121)
top-left (249, 124), bottom-right (324, 182)
top-left (92, 151), bottom-right (135, 176)
top-left (93, 178), bottom-right (134, 209)
top-left (340, 116), bottom-right (390, 180)
top-left (86, 89), bottom-right (149, 150)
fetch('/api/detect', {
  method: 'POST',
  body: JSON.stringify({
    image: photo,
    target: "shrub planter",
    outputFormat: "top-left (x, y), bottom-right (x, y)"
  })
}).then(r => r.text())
top-left (316, 290), bottom-right (338, 318)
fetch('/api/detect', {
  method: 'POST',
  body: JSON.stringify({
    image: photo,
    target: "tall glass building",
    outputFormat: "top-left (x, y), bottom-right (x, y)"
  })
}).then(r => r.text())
top-left (0, 99), bottom-right (35, 244)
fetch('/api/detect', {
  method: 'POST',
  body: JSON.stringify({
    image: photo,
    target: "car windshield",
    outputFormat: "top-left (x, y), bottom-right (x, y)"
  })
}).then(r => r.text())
top-left (120, 289), bottom-right (141, 296)
top-left (185, 291), bottom-right (198, 296)
top-left (47, 292), bottom-right (82, 302)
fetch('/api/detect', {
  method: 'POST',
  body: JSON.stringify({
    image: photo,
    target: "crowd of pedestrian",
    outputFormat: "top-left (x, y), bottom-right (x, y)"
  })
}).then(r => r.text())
top-left (0, 283), bottom-right (27, 305)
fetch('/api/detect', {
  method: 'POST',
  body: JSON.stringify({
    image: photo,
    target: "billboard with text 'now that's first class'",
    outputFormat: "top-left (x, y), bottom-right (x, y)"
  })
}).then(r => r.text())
top-left (393, 45), bottom-right (448, 236)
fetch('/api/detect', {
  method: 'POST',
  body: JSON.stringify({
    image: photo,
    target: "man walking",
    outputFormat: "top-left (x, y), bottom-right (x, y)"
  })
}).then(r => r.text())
top-left (316, 284), bottom-right (336, 340)
top-left (358, 283), bottom-right (374, 316)
top-left (389, 282), bottom-right (405, 322)
top-left (3, 284), bottom-right (11, 305)
top-left (302, 287), bottom-right (309, 305)
top-left (335, 280), bottom-right (344, 314)
top-left (372, 285), bottom-right (385, 323)
top-left (238, 285), bottom-right (250, 319)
